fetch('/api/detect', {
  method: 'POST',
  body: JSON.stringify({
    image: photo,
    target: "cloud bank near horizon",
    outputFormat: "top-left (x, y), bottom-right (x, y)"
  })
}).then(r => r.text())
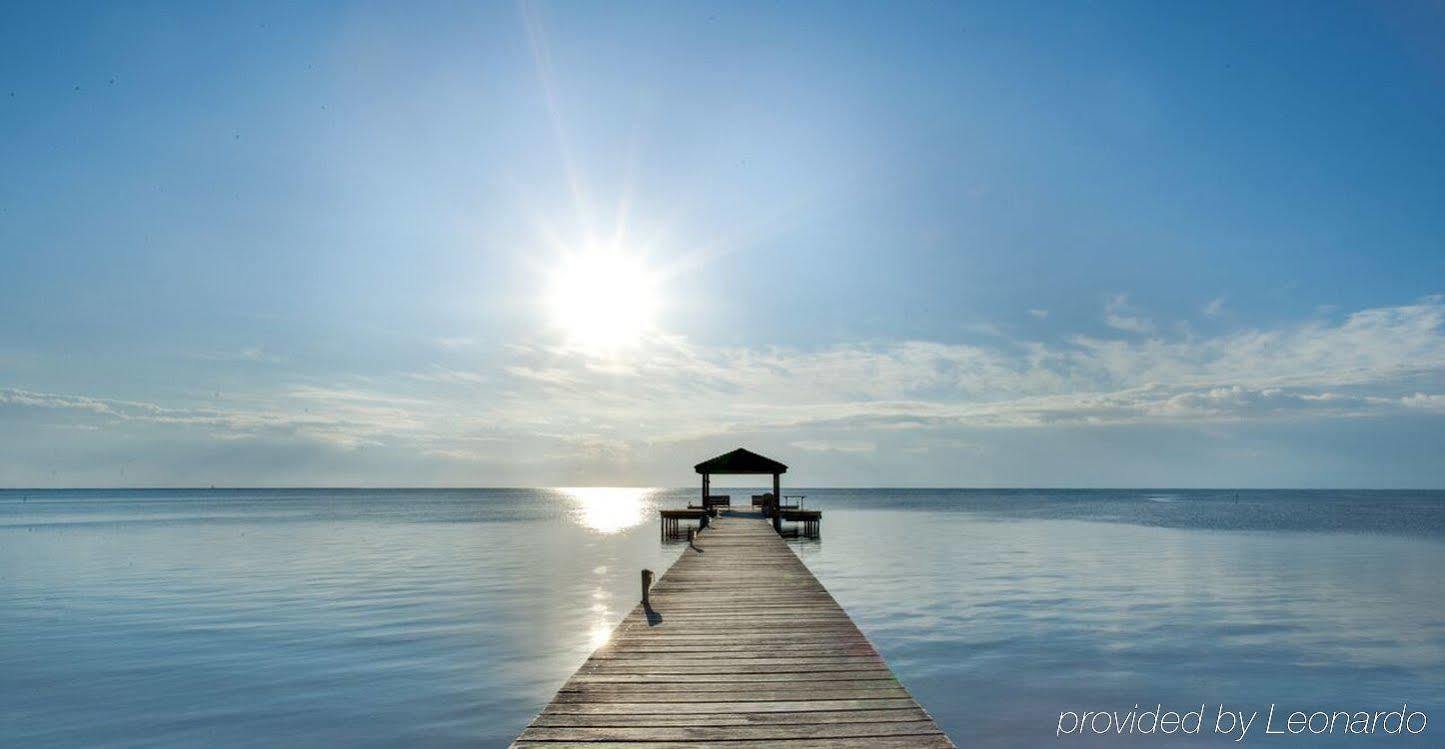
top-left (4, 296), bottom-right (1442, 487)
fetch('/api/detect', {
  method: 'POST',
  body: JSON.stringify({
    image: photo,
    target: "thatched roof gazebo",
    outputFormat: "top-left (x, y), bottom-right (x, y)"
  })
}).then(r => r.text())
top-left (695, 448), bottom-right (788, 531)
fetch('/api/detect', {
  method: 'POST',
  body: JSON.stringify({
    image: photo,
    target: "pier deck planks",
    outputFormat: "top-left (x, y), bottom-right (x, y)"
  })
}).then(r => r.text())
top-left (511, 513), bottom-right (955, 748)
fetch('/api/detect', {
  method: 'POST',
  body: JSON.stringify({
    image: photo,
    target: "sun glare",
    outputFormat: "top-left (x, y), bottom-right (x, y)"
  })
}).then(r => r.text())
top-left (558, 486), bottom-right (653, 534)
top-left (546, 247), bottom-right (660, 350)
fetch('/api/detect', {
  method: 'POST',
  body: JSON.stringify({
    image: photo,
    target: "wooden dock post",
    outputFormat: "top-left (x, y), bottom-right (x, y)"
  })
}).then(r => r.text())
top-left (640, 569), bottom-right (653, 608)
top-left (772, 471), bottom-right (782, 532)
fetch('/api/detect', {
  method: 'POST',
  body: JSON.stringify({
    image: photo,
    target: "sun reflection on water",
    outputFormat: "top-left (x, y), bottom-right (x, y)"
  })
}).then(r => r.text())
top-left (588, 622), bottom-right (614, 650)
top-left (556, 487), bottom-right (655, 534)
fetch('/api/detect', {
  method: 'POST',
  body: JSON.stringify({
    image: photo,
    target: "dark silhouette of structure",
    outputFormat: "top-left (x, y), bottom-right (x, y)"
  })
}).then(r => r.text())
top-left (694, 447), bottom-right (788, 532)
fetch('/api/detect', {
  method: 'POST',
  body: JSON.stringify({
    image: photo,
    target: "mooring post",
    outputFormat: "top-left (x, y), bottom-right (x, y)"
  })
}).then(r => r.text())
top-left (687, 527), bottom-right (695, 544)
top-left (641, 568), bottom-right (654, 607)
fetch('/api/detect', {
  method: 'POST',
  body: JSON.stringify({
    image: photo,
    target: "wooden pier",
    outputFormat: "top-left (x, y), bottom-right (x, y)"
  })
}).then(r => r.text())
top-left (511, 512), bottom-right (955, 748)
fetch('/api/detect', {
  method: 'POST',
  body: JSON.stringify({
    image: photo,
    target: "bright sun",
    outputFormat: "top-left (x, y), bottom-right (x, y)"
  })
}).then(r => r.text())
top-left (546, 247), bottom-right (661, 350)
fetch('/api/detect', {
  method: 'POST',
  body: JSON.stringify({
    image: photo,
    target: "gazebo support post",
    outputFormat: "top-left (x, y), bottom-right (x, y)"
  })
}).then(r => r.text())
top-left (772, 472), bottom-right (781, 532)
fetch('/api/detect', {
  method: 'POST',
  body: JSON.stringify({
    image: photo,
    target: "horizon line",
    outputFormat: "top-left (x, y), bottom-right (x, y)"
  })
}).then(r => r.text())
top-left (2, 485), bottom-right (1441, 492)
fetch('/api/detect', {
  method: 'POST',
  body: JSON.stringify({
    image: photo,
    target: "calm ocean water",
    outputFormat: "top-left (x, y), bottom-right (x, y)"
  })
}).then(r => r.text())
top-left (1, 488), bottom-right (1442, 747)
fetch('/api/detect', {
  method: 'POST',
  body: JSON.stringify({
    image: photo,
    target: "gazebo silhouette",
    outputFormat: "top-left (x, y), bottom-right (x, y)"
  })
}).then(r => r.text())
top-left (694, 448), bottom-right (789, 532)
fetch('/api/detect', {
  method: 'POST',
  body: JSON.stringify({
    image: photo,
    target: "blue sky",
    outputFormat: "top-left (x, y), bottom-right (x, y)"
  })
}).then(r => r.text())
top-left (2, 1), bottom-right (1443, 487)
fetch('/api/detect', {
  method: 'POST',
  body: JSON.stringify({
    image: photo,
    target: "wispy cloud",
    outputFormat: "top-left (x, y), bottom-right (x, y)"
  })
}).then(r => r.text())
top-left (1104, 293), bottom-right (1155, 333)
top-left (195, 347), bottom-right (283, 363)
top-left (487, 298), bottom-right (1445, 446)
top-left (1402, 392), bottom-right (1445, 412)
top-left (962, 322), bottom-right (1004, 337)
top-left (1, 384), bottom-right (426, 450)
top-left (791, 440), bottom-right (876, 453)
top-left (1203, 296), bottom-right (1226, 317)
top-left (408, 365), bottom-right (487, 385)
top-left (4, 299), bottom-right (1443, 472)
top-left (1028, 308), bottom-right (1049, 319)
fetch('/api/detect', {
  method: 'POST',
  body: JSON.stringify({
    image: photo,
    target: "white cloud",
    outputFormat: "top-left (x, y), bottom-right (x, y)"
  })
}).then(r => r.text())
top-left (485, 298), bottom-right (1445, 444)
top-left (195, 347), bottom-right (283, 363)
top-left (1028, 308), bottom-right (1049, 319)
top-left (1402, 393), bottom-right (1445, 412)
top-left (408, 366), bottom-right (487, 385)
top-left (1203, 296), bottom-right (1226, 317)
top-left (791, 440), bottom-right (876, 453)
top-left (1105, 293), bottom-right (1155, 333)
top-left (5, 299), bottom-right (1443, 472)
top-left (962, 322), bottom-right (1004, 336)
top-left (0, 383), bottom-right (427, 450)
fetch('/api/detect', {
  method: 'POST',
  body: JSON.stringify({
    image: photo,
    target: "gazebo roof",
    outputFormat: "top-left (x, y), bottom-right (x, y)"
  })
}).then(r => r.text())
top-left (694, 448), bottom-right (788, 475)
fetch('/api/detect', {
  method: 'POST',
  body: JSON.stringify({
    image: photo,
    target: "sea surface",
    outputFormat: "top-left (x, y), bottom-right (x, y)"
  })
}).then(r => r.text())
top-left (1, 488), bottom-right (1442, 747)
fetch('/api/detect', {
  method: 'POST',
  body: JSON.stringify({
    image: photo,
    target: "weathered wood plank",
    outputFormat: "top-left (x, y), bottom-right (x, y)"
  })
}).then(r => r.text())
top-left (550, 687), bottom-right (913, 701)
top-left (518, 720), bottom-right (943, 741)
top-left (583, 648), bottom-right (884, 660)
top-left (514, 737), bottom-right (957, 749)
top-left (527, 708), bottom-right (934, 727)
top-left (566, 676), bottom-right (901, 688)
top-left (540, 698), bottom-right (922, 715)
top-left (559, 680), bottom-right (908, 693)
top-left (509, 513), bottom-right (954, 747)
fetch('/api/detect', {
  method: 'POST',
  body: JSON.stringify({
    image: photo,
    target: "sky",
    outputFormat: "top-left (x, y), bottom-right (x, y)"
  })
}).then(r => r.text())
top-left (2, 1), bottom-right (1443, 488)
